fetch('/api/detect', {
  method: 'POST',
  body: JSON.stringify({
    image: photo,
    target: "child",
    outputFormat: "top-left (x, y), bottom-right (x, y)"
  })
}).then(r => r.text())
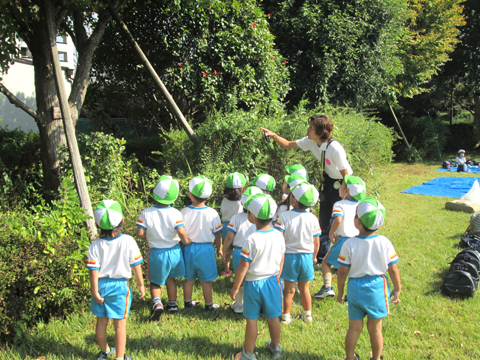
top-left (136, 175), bottom-right (190, 320)
top-left (285, 164), bottom-right (309, 181)
top-left (182, 175), bottom-right (223, 310)
top-left (223, 185), bottom-right (263, 313)
top-left (337, 198), bottom-right (401, 360)
top-left (314, 175), bottom-right (366, 299)
top-left (230, 193), bottom-right (285, 360)
top-left (220, 172), bottom-right (247, 277)
top-left (249, 173), bottom-right (276, 195)
top-left (274, 172), bottom-right (309, 224)
top-left (456, 149), bottom-right (468, 172)
top-left (275, 182), bottom-right (321, 324)
top-left (88, 200), bottom-right (145, 360)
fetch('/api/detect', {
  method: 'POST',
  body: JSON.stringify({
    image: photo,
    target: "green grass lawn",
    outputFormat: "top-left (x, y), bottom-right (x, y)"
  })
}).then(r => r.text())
top-left (2, 163), bottom-right (480, 360)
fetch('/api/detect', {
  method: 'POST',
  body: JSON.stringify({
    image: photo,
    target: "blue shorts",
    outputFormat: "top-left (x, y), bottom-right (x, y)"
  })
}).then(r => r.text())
top-left (183, 242), bottom-right (218, 282)
top-left (222, 221), bottom-right (234, 249)
top-left (243, 275), bottom-right (283, 319)
top-left (347, 274), bottom-right (391, 320)
top-left (281, 253), bottom-right (315, 282)
top-left (232, 247), bottom-right (242, 273)
top-left (91, 278), bottom-right (132, 319)
top-left (148, 244), bottom-right (185, 286)
top-left (325, 236), bottom-right (349, 269)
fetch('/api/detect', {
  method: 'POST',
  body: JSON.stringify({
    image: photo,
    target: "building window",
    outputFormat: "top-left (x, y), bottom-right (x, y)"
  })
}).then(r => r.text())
top-left (56, 35), bottom-right (67, 44)
top-left (58, 52), bottom-right (67, 62)
top-left (20, 47), bottom-right (32, 59)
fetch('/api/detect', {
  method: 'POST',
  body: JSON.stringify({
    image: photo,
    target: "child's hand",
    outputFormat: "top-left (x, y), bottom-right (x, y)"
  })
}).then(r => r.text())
top-left (92, 292), bottom-right (104, 304)
top-left (138, 284), bottom-right (145, 299)
top-left (313, 257), bottom-right (317, 265)
top-left (230, 287), bottom-right (238, 300)
top-left (330, 233), bottom-right (338, 244)
top-left (391, 289), bottom-right (401, 304)
top-left (336, 295), bottom-right (343, 304)
top-left (217, 249), bottom-right (224, 258)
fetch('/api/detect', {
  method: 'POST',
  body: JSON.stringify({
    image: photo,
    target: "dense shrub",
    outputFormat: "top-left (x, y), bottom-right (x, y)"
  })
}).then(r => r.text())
top-left (0, 177), bottom-right (91, 341)
top-left (444, 123), bottom-right (477, 152)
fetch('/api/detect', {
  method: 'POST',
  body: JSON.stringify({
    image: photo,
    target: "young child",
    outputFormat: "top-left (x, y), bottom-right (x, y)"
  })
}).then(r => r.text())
top-left (337, 198), bottom-right (401, 360)
top-left (230, 193), bottom-right (285, 360)
top-left (249, 173), bottom-right (276, 195)
top-left (223, 185), bottom-right (263, 313)
top-left (285, 164), bottom-right (309, 181)
top-left (220, 172), bottom-right (247, 277)
top-left (275, 182), bottom-right (321, 324)
top-left (314, 175), bottom-right (366, 299)
top-left (182, 175), bottom-right (223, 310)
top-left (456, 149), bottom-right (468, 172)
top-left (88, 200), bottom-right (145, 360)
top-left (274, 172), bottom-right (309, 225)
top-left (136, 175), bottom-right (190, 320)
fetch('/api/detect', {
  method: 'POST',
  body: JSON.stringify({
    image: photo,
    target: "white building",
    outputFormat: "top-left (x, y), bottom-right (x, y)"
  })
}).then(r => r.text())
top-left (0, 35), bottom-right (76, 132)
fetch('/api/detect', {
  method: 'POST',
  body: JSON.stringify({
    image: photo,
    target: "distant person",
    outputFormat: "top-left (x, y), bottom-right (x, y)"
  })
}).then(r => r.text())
top-left (88, 200), bottom-right (145, 360)
top-left (181, 175), bottom-right (223, 311)
top-left (456, 149), bottom-right (468, 172)
top-left (261, 115), bottom-right (352, 263)
top-left (336, 198), bottom-right (401, 360)
top-left (230, 193), bottom-right (285, 360)
top-left (136, 175), bottom-right (190, 320)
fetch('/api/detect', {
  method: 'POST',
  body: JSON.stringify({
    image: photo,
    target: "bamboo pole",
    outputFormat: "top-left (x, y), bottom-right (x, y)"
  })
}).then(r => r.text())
top-left (388, 102), bottom-right (411, 149)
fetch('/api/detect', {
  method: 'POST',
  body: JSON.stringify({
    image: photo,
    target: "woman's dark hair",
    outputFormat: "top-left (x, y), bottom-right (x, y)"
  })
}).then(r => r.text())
top-left (309, 114), bottom-right (333, 141)
top-left (224, 187), bottom-right (242, 201)
top-left (100, 221), bottom-right (123, 238)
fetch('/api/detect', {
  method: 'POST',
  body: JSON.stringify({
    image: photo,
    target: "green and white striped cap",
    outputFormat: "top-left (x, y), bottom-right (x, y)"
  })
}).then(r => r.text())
top-left (291, 182), bottom-right (319, 207)
top-left (226, 172), bottom-right (247, 189)
top-left (344, 174), bottom-right (366, 201)
top-left (285, 164), bottom-right (309, 181)
top-left (285, 174), bottom-right (308, 189)
top-left (189, 175), bottom-right (213, 198)
top-left (241, 186), bottom-right (263, 207)
top-left (245, 193), bottom-right (277, 220)
top-left (357, 198), bottom-right (386, 231)
top-left (249, 174), bottom-right (276, 191)
top-left (153, 175), bottom-right (179, 204)
top-left (94, 200), bottom-right (123, 230)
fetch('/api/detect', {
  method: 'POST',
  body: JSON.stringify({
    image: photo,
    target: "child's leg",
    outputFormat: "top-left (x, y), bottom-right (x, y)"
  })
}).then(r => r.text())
top-left (244, 318), bottom-right (259, 355)
top-left (113, 318), bottom-right (127, 359)
top-left (95, 317), bottom-right (109, 352)
top-left (367, 318), bottom-right (383, 360)
top-left (150, 283), bottom-right (162, 302)
top-left (322, 260), bottom-right (333, 288)
top-left (265, 317), bottom-right (281, 349)
top-left (223, 248), bottom-right (233, 273)
top-left (345, 319), bottom-right (363, 360)
top-left (297, 281), bottom-right (312, 312)
top-left (165, 278), bottom-right (177, 302)
top-left (282, 280), bottom-right (296, 315)
top-left (183, 279), bottom-right (196, 302)
top-left (200, 281), bottom-right (213, 303)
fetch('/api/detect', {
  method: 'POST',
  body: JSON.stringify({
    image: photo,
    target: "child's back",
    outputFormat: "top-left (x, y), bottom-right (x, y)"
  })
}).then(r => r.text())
top-left (181, 205), bottom-right (222, 242)
top-left (138, 205), bottom-right (184, 248)
top-left (332, 199), bottom-right (359, 238)
top-left (276, 209), bottom-right (321, 254)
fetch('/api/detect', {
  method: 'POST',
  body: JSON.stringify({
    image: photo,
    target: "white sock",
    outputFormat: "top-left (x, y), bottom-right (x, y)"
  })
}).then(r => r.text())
top-left (281, 313), bottom-right (290, 320)
top-left (303, 310), bottom-right (312, 316)
top-left (237, 286), bottom-right (244, 305)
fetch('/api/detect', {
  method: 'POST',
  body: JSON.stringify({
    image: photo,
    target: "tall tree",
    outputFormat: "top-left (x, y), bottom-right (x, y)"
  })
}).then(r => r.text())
top-left (84, 0), bottom-right (289, 131)
top-left (0, 0), bottom-right (123, 198)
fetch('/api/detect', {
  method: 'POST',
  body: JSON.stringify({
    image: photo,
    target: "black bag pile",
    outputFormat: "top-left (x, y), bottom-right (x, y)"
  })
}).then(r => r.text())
top-left (441, 240), bottom-right (480, 298)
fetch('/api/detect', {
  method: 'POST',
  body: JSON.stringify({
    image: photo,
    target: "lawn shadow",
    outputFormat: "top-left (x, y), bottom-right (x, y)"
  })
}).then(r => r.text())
top-left (423, 266), bottom-right (449, 297)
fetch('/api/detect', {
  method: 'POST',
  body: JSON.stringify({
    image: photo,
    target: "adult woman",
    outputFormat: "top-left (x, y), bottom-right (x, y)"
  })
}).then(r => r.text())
top-left (260, 115), bottom-right (352, 260)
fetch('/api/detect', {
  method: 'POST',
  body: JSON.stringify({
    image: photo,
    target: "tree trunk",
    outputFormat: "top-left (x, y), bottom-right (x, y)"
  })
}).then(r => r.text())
top-left (475, 93), bottom-right (480, 142)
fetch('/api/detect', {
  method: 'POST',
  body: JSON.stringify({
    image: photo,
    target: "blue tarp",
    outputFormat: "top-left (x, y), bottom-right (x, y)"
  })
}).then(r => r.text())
top-left (438, 165), bottom-right (480, 173)
top-left (401, 176), bottom-right (480, 198)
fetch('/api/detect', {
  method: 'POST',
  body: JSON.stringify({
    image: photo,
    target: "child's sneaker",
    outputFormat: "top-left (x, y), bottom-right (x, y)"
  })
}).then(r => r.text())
top-left (343, 296), bottom-right (348, 306)
top-left (221, 270), bottom-right (233, 277)
top-left (184, 301), bottom-right (200, 310)
top-left (281, 316), bottom-right (294, 325)
top-left (149, 301), bottom-right (164, 321)
top-left (234, 348), bottom-right (257, 359)
top-left (165, 303), bottom-right (179, 314)
top-left (205, 303), bottom-right (219, 311)
top-left (266, 340), bottom-right (282, 359)
top-left (314, 286), bottom-right (335, 298)
top-left (123, 355), bottom-right (132, 360)
top-left (233, 303), bottom-right (243, 314)
top-left (354, 353), bottom-right (360, 360)
top-left (106, 347), bottom-right (116, 357)
top-left (300, 313), bottom-right (313, 322)
top-left (96, 346), bottom-right (116, 359)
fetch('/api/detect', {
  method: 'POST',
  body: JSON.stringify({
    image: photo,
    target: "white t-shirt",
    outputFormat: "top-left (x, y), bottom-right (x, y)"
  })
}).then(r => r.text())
top-left (136, 206), bottom-right (185, 249)
top-left (456, 156), bottom-right (467, 166)
top-left (275, 209), bottom-right (321, 253)
top-left (227, 212), bottom-right (257, 248)
top-left (220, 198), bottom-right (243, 222)
top-left (338, 234), bottom-right (399, 278)
top-left (87, 234), bottom-right (143, 279)
top-left (296, 137), bottom-right (352, 179)
top-left (331, 199), bottom-right (359, 238)
top-left (241, 228), bottom-right (286, 281)
top-left (181, 205), bottom-right (223, 243)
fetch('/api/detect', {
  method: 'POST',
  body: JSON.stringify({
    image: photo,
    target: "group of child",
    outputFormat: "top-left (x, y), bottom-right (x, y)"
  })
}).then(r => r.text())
top-left (87, 165), bottom-right (402, 360)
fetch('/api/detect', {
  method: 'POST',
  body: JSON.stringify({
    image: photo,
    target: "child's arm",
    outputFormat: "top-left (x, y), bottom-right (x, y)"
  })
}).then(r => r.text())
top-left (136, 228), bottom-right (146, 240)
top-left (89, 270), bottom-right (104, 304)
top-left (279, 254), bottom-right (285, 277)
top-left (388, 263), bottom-right (402, 304)
top-left (336, 264), bottom-right (349, 304)
top-left (329, 216), bottom-right (342, 244)
top-left (222, 231), bottom-right (234, 262)
top-left (230, 259), bottom-right (250, 300)
top-left (215, 232), bottom-right (223, 257)
top-left (176, 226), bottom-right (191, 246)
top-left (313, 236), bottom-right (320, 264)
top-left (131, 263), bottom-right (145, 299)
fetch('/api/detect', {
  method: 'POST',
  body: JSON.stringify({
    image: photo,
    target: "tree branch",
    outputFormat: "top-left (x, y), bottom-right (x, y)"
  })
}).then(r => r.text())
top-left (0, 82), bottom-right (41, 122)
top-left (60, 21), bottom-right (76, 48)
